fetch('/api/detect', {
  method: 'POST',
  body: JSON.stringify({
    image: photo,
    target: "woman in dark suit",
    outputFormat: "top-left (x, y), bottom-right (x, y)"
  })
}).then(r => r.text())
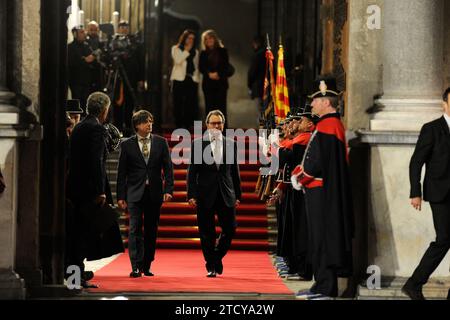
top-left (199, 30), bottom-right (230, 121)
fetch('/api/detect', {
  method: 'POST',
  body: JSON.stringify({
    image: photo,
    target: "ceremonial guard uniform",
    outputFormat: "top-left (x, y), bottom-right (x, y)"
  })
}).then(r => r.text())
top-left (292, 78), bottom-right (354, 298)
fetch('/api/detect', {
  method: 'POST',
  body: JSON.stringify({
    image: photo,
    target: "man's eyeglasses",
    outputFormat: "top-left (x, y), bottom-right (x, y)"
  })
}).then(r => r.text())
top-left (208, 122), bottom-right (224, 126)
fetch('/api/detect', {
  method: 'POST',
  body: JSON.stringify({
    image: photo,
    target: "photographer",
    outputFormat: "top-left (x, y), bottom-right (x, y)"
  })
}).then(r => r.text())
top-left (110, 20), bottom-right (145, 137)
top-left (86, 21), bottom-right (105, 92)
top-left (68, 26), bottom-right (98, 113)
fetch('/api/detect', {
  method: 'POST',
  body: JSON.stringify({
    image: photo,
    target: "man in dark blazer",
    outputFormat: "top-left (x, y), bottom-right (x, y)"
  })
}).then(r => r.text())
top-left (187, 110), bottom-right (242, 277)
top-left (66, 92), bottom-right (116, 288)
top-left (117, 110), bottom-right (174, 278)
top-left (403, 87), bottom-right (450, 300)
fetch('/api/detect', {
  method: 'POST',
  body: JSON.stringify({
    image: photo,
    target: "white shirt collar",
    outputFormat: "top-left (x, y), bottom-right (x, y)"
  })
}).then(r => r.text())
top-left (208, 131), bottom-right (223, 142)
top-left (444, 113), bottom-right (450, 129)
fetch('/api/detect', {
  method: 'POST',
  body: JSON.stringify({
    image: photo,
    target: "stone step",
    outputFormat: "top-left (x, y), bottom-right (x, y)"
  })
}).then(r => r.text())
top-left (357, 277), bottom-right (450, 300)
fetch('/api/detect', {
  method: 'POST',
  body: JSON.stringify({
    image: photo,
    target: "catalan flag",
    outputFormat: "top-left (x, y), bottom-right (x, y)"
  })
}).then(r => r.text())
top-left (275, 45), bottom-right (290, 121)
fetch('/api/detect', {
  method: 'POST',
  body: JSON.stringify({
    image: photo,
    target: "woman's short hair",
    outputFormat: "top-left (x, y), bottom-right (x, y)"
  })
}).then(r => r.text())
top-left (86, 92), bottom-right (111, 117)
top-left (201, 29), bottom-right (224, 50)
top-left (132, 110), bottom-right (154, 131)
top-left (206, 110), bottom-right (226, 125)
top-left (177, 29), bottom-right (196, 47)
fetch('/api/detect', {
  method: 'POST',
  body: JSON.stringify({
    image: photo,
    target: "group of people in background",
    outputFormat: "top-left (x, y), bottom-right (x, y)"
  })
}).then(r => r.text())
top-left (170, 29), bottom-right (235, 129)
top-left (69, 23), bottom-right (263, 133)
top-left (68, 20), bottom-right (145, 137)
top-left (170, 29), bottom-right (268, 130)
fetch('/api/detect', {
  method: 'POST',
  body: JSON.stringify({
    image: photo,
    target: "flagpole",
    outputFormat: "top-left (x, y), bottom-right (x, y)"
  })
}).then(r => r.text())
top-left (266, 33), bottom-right (271, 51)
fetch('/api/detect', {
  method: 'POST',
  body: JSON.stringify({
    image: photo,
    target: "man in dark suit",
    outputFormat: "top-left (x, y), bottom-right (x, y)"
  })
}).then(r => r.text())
top-left (66, 92), bottom-right (114, 288)
top-left (68, 26), bottom-right (97, 113)
top-left (187, 110), bottom-right (242, 277)
top-left (403, 87), bottom-right (450, 300)
top-left (117, 110), bottom-right (174, 278)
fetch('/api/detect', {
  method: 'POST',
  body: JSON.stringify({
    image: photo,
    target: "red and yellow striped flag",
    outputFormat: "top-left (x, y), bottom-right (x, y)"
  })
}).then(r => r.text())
top-left (275, 45), bottom-right (290, 121)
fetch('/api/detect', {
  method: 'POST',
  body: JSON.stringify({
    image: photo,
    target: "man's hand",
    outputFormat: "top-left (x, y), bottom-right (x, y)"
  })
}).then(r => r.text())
top-left (267, 188), bottom-right (283, 206)
top-left (95, 194), bottom-right (107, 206)
top-left (118, 200), bottom-right (128, 210)
top-left (209, 72), bottom-right (220, 80)
top-left (164, 194), bottom-right (173, 202)
top-left (235, 200), bottom-right (241, 208)
top-left (411, 197), bottom-right (422, 211)
top-left (188, 198), bottom-right (197, 208)
top-left (84, 55), bottom-right (95, 63)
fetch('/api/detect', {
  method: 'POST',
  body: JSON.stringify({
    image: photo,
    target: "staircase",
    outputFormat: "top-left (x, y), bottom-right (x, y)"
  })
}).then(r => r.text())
top-left (106, 132), bottom-right (272, 251)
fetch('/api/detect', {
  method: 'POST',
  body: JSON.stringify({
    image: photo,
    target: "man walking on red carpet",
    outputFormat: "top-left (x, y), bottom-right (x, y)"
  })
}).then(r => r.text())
top-left (187, 110), bottom-right (242, 278)
top-left (117, 110), bottom-right (174, 278)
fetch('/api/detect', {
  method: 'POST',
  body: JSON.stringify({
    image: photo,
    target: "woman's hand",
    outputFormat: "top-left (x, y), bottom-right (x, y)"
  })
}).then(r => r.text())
top-left (184, 42), bottom-right (193, 52)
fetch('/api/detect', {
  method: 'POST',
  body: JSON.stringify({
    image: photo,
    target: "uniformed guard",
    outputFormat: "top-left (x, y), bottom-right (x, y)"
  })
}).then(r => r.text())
top-left (292, 77), bottom-right (354, 299)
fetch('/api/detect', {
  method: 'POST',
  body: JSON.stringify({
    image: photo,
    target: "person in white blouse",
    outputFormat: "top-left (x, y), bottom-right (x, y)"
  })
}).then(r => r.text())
top-left (170, 30), bottom-right (200, 129)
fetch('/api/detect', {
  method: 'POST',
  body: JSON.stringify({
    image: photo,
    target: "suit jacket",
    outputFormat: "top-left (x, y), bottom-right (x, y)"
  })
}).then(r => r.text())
top-left (410, 116), bottom-right (450, 203)
top-left (67, 115), bottom-right (111, 204)
top-left (117, 134), bottom-right (174, 204)
top-left (68, 40), bottom-right (95, 87)
top-left (187, 136), bottom-right (242, 209)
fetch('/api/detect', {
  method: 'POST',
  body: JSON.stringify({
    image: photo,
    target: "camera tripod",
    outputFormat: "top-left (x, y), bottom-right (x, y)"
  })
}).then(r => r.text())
top-left (103, 56), bottom-right (138, 136)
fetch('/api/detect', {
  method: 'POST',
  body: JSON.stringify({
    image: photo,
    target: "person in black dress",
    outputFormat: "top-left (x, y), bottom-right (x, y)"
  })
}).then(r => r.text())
top-left (199, 30), bottom-right (231, 121)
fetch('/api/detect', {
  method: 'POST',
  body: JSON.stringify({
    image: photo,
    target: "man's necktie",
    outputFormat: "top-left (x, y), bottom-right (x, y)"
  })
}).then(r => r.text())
top-left (140, 138), bottom-right (150, 160)
top-left (213, 138), bottom-right (222, 169)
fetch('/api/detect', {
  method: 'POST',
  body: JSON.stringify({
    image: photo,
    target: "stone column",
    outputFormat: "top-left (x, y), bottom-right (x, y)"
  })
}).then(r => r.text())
top-left (370, 0), bottom-right (444, 131)
top-left (0, 0), bottom-right (17, 121)
top-left (0, 0), bottom-right (26, 300)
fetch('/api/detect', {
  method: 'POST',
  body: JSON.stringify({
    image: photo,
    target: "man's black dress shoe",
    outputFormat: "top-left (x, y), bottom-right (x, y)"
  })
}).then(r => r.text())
top-left (215, 260), bottom-right (223, 275)
top-left (81, 280), bottom-right (98, 289)
top-left (207, 271), bottom-right (217, 278)
top-left (82, 271), bottom-right (94, 282)
top-left (129, 270), bottom-right (142, 278)
top-left (401, 281), bottom-right (425, 300)
top-left (142, 270), bottom-right (154, 277)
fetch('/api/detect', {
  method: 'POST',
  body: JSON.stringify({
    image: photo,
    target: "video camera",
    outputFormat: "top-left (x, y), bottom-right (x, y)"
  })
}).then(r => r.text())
top-left (96, 23), bottom-right (141, 65)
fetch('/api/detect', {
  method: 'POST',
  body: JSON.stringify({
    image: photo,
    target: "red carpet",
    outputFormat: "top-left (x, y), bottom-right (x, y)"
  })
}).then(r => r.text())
top-left (89, 249), bottom-right (293, 295)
